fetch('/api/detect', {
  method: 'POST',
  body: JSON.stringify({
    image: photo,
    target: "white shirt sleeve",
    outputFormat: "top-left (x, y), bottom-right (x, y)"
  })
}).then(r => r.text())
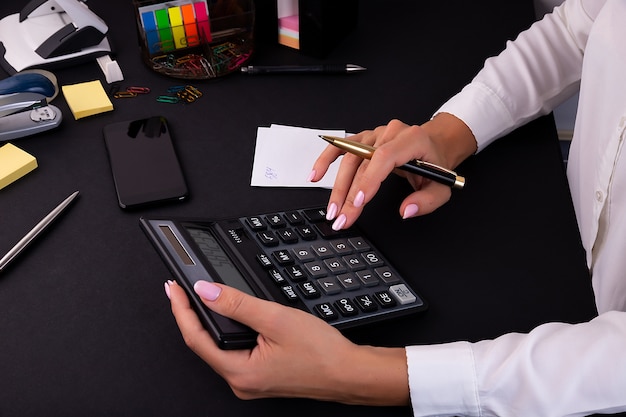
top-left (407, 311), bottom-right (626, 416)
top-left (407, 1), bottom-right (626, 416)
top-left (436, 0), bottom-right (596, 152)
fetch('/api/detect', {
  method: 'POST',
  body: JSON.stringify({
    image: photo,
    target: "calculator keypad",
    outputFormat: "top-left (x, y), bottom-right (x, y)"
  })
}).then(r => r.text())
top-left (239, 207), bottom-right (424, 326)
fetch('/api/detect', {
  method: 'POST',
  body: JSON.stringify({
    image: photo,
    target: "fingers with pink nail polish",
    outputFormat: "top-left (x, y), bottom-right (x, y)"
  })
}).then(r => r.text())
top-left (164, 280), bottom-right (175, 299)
top-left (353, 190), bottom-right (365, 208)
top-left (332, 214), bottom-right (347, 231)
top-left (326, 202), bottom-right (338, 220)
top-left (402, 204), bottom-right (419, 219)
top-left (194, 280), bottom-right (222, 301)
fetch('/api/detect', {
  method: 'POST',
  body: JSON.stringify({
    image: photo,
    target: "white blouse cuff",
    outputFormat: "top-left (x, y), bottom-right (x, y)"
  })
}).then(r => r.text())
top-left (406, 341), bottom-right (480, 416)
top-left (434, 82), bottom-right (516, 153)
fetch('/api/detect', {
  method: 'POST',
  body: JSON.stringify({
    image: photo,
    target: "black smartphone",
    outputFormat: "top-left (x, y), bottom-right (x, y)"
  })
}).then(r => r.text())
top-left (103, 116), bottom-right (188, 209)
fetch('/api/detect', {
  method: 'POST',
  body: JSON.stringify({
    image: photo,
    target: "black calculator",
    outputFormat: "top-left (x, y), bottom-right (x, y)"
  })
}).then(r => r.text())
top-left (141, 207), bottom-right (427, 349)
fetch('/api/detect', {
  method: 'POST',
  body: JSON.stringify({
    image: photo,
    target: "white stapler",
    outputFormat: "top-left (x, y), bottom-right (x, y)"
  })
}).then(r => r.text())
top-left (0, 70), bottom-right (62, 141)
top-left (0, 0), bottom-right (111, 74)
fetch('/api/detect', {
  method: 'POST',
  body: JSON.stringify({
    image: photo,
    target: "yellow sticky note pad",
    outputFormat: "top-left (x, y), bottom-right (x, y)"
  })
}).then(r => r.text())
top-left (0, 143), bottom-right (38, 189)
top-left (62, 80), bottom-right (113, 119)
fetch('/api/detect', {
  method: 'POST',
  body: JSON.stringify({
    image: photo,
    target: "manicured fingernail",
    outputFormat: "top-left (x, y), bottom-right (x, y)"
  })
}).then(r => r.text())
top-left (353, 190), bottom-right (365, 208)
top-left (194, 280), bottom-right (222, 301)
top-left (403, 204), bottom-right (419, 219)
top-left (307, 170), bottom-right (316, 182)
top-left (332, 214), bottom-right (347, 231)
top-left (164, 281), bottom-right (171, 299)
top-left (326, 202), bottom-right (338, 220)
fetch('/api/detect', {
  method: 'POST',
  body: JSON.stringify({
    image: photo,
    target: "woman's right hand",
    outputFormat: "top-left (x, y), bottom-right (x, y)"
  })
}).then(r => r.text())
top-left (309, 114), bottom-right (477, 230)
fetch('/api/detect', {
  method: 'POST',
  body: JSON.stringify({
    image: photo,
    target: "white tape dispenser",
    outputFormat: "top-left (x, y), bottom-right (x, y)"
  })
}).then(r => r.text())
top-left (0, 0), bottom-right (112, 73)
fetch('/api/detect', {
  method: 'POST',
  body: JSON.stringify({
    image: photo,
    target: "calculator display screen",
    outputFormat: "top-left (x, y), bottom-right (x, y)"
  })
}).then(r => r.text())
top-left (186, 227), bottom-right (255, 296)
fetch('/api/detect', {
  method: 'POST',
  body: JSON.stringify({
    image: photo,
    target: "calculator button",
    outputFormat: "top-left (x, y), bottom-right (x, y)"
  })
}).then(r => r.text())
top-left (285, 265), bottom-right (307, 282)
top-left (257, 253), bottom-right (273, 268)
top-left (277, 228), bottom-right (298, 244)
top-left (348, 237), bottom-right (370, 251)
top-left (361, 251), bottom-right (384, 267)
top-left (337, 273), bottom-right (361, 291)
top-left (246, 216), bottom-right (266, 230)
top-left (302, 208), bottom-right (327, 222)
top-left (268, 268), bottom-right (287, 285)
top-left (342, 254), bottom-right (366, 271)
top-left (257, 231), bottom-right (279, 246)
top-left (375, 266), bottom-right (400, 284)
top-left (312, 243), bottom-right (334, 258)
top-left (313, 302), bottom-right (338, 321)
top-left (317, 277), bottom-right (341, 295)
top-left (324, 257), bottom-right (347, 274)
top-left (314, 221), bottom-right (344, 239)
top-left (295, 225), bottom-right (317, 241)
top-left (334, 298), bottom-right (359, 316)
top-left (389, 284), bottom-right (418, 305)
top-left (298, 281), bottom-right (321, 299)
top-left (374, 290), bottom-right (397, 308)
top-left (265, 213), bottom-right (286, 228)
top-left (329, 238), bottom-right (353, 255)
top-left (293, 247), bottom-right (315, 262)
top-left (271, 250), bottom-right (294, 265)
top-left (354, 294), bottom-right (378, 312)
top-left (284, 211), bottom-right (304, 225)
top-left (281, 285), bottom-right (299, 302)
top-left (303, 260), bottom-right (328, 278)
top-left (355, 270), bottom-right (379, 287)
top-left (237, 207), bottom-right (422, 324)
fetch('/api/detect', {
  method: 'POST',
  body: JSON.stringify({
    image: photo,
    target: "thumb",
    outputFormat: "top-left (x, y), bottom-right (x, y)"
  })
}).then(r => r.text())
top-left (193, 280), bottom-right (282, 333)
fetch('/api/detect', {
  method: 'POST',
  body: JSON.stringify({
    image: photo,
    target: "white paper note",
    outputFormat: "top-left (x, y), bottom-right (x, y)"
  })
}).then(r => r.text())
top-left (251, 125), bottom-right (344, 188)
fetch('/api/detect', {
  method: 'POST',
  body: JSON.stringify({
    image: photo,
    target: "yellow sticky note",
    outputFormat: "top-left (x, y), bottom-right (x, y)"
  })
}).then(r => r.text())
top-left (0, 143), bottom-right (38, 189)
top-left (62, 80), bottom-right (113, 119)
top-left (168, 7), bottom-right (186, 49)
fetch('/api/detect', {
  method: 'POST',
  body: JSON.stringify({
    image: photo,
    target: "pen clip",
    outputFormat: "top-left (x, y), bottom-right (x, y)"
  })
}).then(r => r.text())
top-left (412, 159), bottom-right (458, 176)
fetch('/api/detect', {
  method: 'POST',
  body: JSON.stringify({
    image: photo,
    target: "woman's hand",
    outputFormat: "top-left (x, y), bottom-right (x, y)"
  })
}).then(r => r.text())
top-left (166, 280), bottom-right (410, 406)
top-left (310, 114), bottom-right (477, 230)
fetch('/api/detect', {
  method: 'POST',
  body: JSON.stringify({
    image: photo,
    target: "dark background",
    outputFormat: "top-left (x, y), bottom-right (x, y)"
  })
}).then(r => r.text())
top-left (0, 1), bottom-right (599, 416)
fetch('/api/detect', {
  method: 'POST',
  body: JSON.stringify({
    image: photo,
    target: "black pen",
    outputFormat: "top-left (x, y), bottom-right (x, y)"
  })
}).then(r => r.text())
top-left (319, 135), bottom-right (465, 189)
top-left (0, 191), bottom-right (80, 272)
top-left (240, 64), bottom-right (366, 75)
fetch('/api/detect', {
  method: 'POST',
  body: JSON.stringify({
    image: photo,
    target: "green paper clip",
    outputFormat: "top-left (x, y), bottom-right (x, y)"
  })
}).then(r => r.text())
top-left (156, 95), bottom-right (180, 104)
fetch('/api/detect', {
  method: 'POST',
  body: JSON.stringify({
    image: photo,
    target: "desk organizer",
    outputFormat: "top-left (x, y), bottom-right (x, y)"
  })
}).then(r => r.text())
top-left (275, 0), bottom-right (358, 58)
top-left (133, 0), bottom-right (254, 80)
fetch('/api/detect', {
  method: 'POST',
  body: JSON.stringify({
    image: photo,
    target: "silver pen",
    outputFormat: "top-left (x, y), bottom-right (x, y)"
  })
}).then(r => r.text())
top-left (0, 191), bottom-right (80, 272)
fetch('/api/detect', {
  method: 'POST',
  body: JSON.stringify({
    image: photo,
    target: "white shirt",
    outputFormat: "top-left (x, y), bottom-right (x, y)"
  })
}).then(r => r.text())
top-left (406, 0), bottom-right (626, 415)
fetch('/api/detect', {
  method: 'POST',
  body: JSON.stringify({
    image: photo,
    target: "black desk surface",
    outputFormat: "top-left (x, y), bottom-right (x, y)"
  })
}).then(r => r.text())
top-left (0, 1), bottom-right (597, 416)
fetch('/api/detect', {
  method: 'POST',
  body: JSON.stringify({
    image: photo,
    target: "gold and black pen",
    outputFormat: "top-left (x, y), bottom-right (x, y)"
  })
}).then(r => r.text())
top-left (319, 135), bottom-right (465, 189)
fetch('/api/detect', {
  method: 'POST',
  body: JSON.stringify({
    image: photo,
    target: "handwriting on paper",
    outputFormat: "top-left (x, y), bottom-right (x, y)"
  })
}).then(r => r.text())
top-left (250, 125), bottom-right (344, 188)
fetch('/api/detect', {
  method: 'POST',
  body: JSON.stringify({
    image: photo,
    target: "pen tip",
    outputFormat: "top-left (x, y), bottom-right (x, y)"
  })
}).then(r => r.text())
top-left (319, 135), bottom-right (333, 144)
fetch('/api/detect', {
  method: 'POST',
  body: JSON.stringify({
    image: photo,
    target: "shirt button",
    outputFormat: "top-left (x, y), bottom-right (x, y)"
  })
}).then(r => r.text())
top-left (595, 190), bottom-right (604, 202)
